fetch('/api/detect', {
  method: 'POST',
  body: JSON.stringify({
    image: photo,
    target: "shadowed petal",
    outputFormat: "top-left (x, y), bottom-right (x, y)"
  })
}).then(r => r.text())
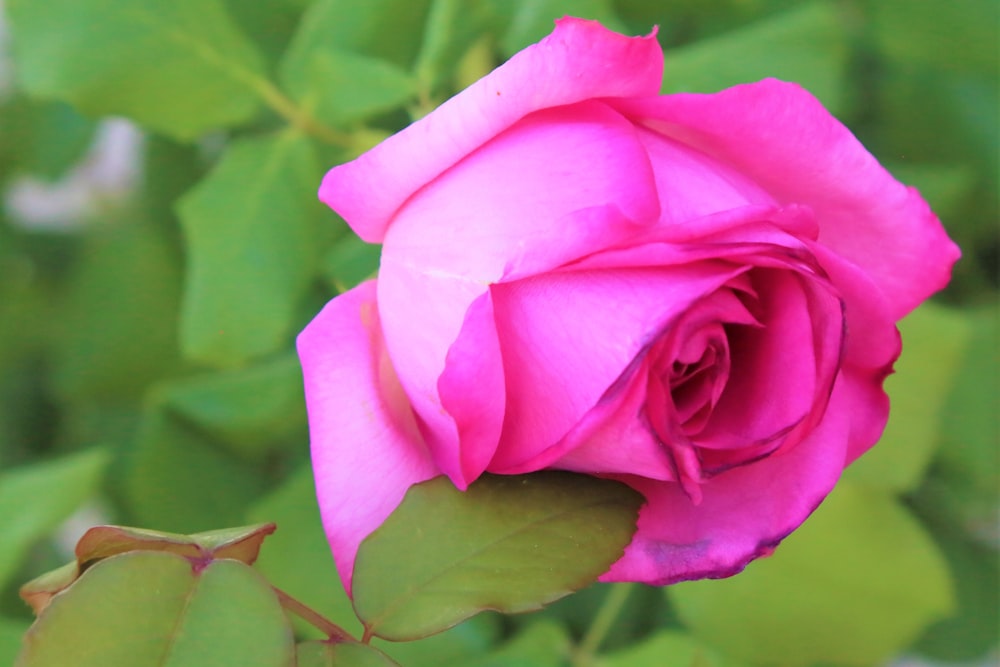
top-left (600, 379), bottom-right (853, 585)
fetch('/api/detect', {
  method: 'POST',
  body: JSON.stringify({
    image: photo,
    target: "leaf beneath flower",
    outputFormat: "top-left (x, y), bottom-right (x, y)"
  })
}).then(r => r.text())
top-left (352, 472), bottom-right (643, 641)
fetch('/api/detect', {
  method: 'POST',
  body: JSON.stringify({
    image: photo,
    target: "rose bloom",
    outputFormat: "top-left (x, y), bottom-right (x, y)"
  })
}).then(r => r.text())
top-left (298, 18), bottom-right (959, 592)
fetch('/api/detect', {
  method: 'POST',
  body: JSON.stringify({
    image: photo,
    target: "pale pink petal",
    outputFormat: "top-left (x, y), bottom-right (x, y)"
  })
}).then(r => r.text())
top-left (613, 80), bottom-right (960, 318)
top-left (601, 378), bottom-right (853, 585)
top-left (320, 17), bottom-right (663, 242)
top-left (297, 281), bottom-right (439, 593)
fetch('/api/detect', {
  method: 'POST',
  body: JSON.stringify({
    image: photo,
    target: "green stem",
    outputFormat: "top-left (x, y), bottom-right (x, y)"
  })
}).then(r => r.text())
top-left (248, 78), bottom-right (352, 147)
top-left (272, 586), bottom-right (356, 643)
top-left (571, 583), bottom-right (636, 667)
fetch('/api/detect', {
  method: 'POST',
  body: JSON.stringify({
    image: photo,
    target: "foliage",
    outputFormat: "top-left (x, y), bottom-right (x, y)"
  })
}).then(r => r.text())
top-left (0, 0), bottom-right (996, 665)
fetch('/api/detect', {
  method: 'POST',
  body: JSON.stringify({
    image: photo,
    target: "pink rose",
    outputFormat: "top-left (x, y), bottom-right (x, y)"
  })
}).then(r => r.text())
top-left (298, 18), bottom-right (959, 592)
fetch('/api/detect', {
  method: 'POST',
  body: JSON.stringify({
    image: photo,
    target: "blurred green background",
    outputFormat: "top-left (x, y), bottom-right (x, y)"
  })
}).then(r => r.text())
top-left (0, 0), bottom-right (996, 665)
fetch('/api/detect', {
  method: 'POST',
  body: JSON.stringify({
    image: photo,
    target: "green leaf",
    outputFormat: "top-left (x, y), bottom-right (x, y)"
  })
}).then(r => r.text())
top-left (51, 221), bottom-right (183, 401)
top-left (0, 448), bottom-right (109, 588)
top-left (466, 620), bottom-right (571, 667)
top-left (352, 472), bottom-right (643, 641)
top-left (253, 472), bottom-right (505, 666)
top-left (177, 131), bottom-right (322, 367)
top-left (17, 552), bottom-right (294, 667)
top-left (868, 0), bottom-right (997, 75)
top-left (499, 0), bottom-right (626, 57)
top-left (668, 481), bottom-right (955, 666)
top-left (223, 0), bottom-right (303, 65)
top-left (887, 163), bottom-right (978, 223)
top-left (124, 408), bottom-right (268, 532)
top-left (413, 0), bottom-right (498, 92)
top-left (913, 518), bottom-right (1000, 662)
top-left (20, 523), bottom-right (276, 614)
top-left (6, 0), bottom-right (266, 140)
top-left (662, 1), bottom-right (849, 114)
top-left (514, 582), bottom-right (667, 652)
top-left (845, 302), bottom-right (971, 492)
top-left (932, 303), bottom-right (1000, 522)
top-left (280, 46), bottom-right (417, 128)
top-left (282, 0), bottom-right (432, 70)
top-left (296, 641), bottom-right (400, 667)
top-left (247, 467), bottom-right (361, 640)
top-left (599, 630), bottom-right (726, 667)
top-left (372, 615), bottom-right (501, 667)
top-left (161, 354), bottom-right (307, 459)
top-left (322, 236), bottom-right (381, 293)
top-left (75, 523), bottom-right (276, 566)
top-left (0, 96), bottom-right (95, 181)
top-left (0, 617), bottom-right (30, 667)
top-left (20, 562), bottom-right (80, 616)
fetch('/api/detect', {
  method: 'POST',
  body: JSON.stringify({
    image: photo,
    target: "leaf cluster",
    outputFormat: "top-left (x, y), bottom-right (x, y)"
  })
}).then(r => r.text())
top-left (0, 0), bottom-right (995, 666)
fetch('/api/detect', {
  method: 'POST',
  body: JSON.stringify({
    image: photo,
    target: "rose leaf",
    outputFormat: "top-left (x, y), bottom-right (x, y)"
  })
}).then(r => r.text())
top-left (176, 131), bottom-right (322, 368)
top-left (17, 551), bottom-right (295, 667)
top-left (296, 640), bottom-right (400, 667)
top-left (5, 0), bottom-right (265, 140)
top-left (668, 481), bottom-right (955, 666)
top-left (351, 471), bottom-right (643, 641)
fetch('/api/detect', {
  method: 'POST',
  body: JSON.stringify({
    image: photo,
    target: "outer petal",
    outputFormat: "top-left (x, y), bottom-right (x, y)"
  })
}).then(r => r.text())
top-left (377, 101), bottom-right (661, 487)
top-left (601, 378), bottom-right (853, 585)
top-left (320, 17), bottom-right (663, 242)
top-left (808, 242), bottom-right (901, 463)
top-left (613, 79), bottom-right (960, 319)
top-left (297, 281), bottom-right (439, 593)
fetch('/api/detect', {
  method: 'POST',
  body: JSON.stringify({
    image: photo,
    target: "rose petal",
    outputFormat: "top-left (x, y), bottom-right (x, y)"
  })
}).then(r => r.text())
top-left (297, 281), bottom-right (438, 593)
top-left (437, 291), bottom-right (506, 484)
top-left (545, 357), bottom-right (677, 480)
top-left (487, 262), bottom-right (745, 472)
top-left (807, 242), bottom-right (900, 464)
top-left (601, 378), bottom-right (853, 585)
top-left (696, 268), bottom-right (840, 449)
top-left (320, 17), bottom-right (663, 242)
top-left (613, 79), bottom-right (960, 318)
top-left (377, 101), bottom-right (663, 486)
top-left (380, 100), bottom-right (660, 283)
top-left (633, 126), bottom-right (776, 225)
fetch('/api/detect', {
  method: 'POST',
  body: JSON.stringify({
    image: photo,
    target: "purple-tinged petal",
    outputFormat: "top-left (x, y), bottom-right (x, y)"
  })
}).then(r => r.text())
top-left (600, 378), bottom-right (853, 585)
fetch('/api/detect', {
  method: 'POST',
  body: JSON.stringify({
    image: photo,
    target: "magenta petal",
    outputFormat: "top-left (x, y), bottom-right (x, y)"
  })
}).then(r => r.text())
top-left (438, 292), bottom-right (506, 484)
top-left (615, 79), bottom-right (960, 318)
top-left (380, 100), bottom-right (660, 284)
top-left (807, 243), bottom-right (900, 464)
top-left (488, 263), bottom-right (743, 471)
top-left (633, 126), bottom-right (775, 225)
top-left (321, 17), bottom-right (663, 242)
top-left (297, 281), bottom-right (438, 594)
top-left (600, 379), bottom-right (853, 585)
top-left (374, 268), bottom-right (488, 489)
top-left (547, 361), bottom-right (678, 481)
